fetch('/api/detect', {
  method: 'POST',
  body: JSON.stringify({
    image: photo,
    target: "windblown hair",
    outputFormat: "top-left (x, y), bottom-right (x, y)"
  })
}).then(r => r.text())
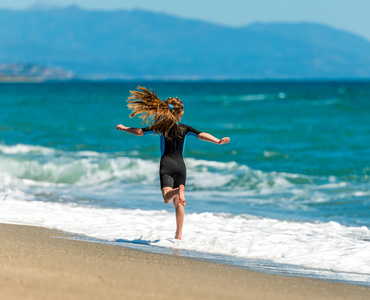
top-left (127, 86), bottom-right (184, 139)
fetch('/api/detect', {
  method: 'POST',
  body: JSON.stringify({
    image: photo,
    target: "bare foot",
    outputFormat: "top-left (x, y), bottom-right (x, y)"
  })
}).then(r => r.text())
top-left (175, 232), bottom-right (182, 240)
top-left (178, 184), bottom-right (186, 206)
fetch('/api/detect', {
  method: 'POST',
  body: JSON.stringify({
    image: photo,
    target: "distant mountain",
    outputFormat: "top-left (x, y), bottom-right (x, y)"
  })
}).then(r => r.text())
top-left (0, 63), bottom-right (75, 81)
top-left (1, 6), bottom-right (370, 79)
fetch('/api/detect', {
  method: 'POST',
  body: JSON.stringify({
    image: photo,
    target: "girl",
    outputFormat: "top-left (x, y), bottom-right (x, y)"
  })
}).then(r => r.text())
top-left (117, 86), bottom-right (230, 239)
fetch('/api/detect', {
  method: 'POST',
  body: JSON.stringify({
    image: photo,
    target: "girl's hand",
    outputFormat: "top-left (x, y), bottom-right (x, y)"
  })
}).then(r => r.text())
top-left (116, 124), bottom-right (127, 131)
top-left (218, 137), bottom-right (230, 145)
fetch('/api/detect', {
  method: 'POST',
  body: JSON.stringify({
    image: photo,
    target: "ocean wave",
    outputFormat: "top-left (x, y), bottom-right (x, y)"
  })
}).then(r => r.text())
top-left (0, 144), bottom-right (300, 191)
top-left (1, 143), bottom-right (369, 228)
top-left (0, 143), bottom-right (367, 195)
top-left (204, 92), bottom-right (287, 103)
top-left (0, 144), bottom-right (158, 186)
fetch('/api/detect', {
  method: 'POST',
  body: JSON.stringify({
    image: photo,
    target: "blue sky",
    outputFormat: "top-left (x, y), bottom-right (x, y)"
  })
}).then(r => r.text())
top-left (1, 0), bottom-right (370, 41)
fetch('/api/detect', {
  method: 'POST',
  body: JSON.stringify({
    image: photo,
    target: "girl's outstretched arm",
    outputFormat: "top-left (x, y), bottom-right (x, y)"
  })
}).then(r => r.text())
top-left (198, 132), bottom-right (230, 144)
top-left (116, 124), bottom-right (144, 136)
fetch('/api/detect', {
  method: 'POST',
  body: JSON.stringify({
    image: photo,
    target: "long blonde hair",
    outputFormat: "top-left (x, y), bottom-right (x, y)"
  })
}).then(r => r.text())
top-left (127, 86), bottom-right (184, 139)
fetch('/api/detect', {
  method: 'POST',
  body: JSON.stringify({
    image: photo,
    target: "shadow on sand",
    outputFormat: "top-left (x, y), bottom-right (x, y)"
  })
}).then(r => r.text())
top-left (114, 237), bottom-right (160, 245)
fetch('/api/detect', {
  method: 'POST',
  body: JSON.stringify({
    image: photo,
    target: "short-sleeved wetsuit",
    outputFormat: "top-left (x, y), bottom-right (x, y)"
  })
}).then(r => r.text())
top-left (142, 124), bottom-right (201, 189)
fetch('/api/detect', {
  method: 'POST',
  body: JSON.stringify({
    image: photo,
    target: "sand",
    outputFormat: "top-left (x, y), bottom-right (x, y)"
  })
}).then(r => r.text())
top-left (0, 223), bottom-right (368, 300)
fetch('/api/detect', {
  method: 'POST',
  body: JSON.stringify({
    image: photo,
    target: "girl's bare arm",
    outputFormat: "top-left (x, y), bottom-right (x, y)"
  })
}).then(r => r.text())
top-left (198, 132), bottom-right (230, 144)
top-left (116, 124), bottom-right (144, 136)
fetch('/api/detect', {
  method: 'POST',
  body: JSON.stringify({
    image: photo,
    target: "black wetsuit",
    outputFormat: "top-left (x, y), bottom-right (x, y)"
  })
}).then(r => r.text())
top-left (142, 124), bottom-right (201, 189)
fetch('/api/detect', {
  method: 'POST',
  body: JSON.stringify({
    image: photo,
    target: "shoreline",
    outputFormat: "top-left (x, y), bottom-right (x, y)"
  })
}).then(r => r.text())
top-left (0, 223), bottom-right (369, 300)
top-left (72, 234), bottom-right (370, 287)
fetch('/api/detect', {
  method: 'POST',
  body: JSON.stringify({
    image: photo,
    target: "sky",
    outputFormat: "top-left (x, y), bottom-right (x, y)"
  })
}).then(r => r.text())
top-left (1, 0), bottom-right (370, 41)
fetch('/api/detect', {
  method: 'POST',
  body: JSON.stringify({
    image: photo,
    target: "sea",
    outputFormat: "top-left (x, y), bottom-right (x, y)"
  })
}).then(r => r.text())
top-left (1, 81), bottom-right (370, 286)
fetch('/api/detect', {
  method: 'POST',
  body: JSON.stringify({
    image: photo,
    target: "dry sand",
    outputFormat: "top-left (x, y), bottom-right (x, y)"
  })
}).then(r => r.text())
top-left (0, 223), bottom-right (369, 300)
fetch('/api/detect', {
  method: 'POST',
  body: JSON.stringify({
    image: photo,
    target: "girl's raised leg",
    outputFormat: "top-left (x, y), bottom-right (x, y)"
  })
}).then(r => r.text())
top-left (162, 185), bottom-right (186, 206)
top-left (161, 187), bottom-right (178, 204)
top-left (178, 184), bottom-right (185, 206)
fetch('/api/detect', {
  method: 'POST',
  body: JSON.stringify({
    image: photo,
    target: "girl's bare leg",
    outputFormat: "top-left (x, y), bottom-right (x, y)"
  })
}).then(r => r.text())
top-left (161, 186), bottom-right (185, 239)
top-left (173, 195), bottom-right (184, 240)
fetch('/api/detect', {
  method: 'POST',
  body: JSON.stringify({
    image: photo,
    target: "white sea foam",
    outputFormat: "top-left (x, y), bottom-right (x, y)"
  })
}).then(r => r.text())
top-left (205, 92), bottom-right (287, 103)
top-left (241, 94), bottom-right (266, 101)
top-left (1, 198), bottom-right (369, 277)
top-left (0, 144), bottom-right (55, 155)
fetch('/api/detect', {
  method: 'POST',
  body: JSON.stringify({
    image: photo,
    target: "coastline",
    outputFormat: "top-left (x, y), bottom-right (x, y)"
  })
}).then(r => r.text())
top-left (0, 76), bottom-right (45, 83)
top-left (0, 223), bottom-right (369, 300)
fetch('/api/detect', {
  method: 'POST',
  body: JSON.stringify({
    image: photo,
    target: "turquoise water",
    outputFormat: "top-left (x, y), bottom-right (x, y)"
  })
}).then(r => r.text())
top-left (1, 81), bottom-right (369, 226)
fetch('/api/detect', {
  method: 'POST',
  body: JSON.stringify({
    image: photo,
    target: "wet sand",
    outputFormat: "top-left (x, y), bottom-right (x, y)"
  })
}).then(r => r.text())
top-left (0, 223), bottom-right (368, 300)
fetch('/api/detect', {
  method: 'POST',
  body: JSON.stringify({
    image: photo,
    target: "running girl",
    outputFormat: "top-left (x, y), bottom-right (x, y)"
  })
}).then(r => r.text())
top-left (117, 86), bottom-right (230, 239)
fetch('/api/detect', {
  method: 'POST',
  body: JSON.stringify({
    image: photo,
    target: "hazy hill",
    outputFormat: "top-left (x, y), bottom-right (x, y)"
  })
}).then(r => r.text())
top-left (0, 63), bottom-right (74, 81)
top-left (1, 5), bottom-right (370, 79)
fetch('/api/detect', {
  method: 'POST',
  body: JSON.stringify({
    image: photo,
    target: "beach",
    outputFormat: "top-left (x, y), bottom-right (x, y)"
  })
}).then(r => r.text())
top-left (1, 81), bottom-right (370, 289)
top-left (0, 223), bottom-right (368, 300)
